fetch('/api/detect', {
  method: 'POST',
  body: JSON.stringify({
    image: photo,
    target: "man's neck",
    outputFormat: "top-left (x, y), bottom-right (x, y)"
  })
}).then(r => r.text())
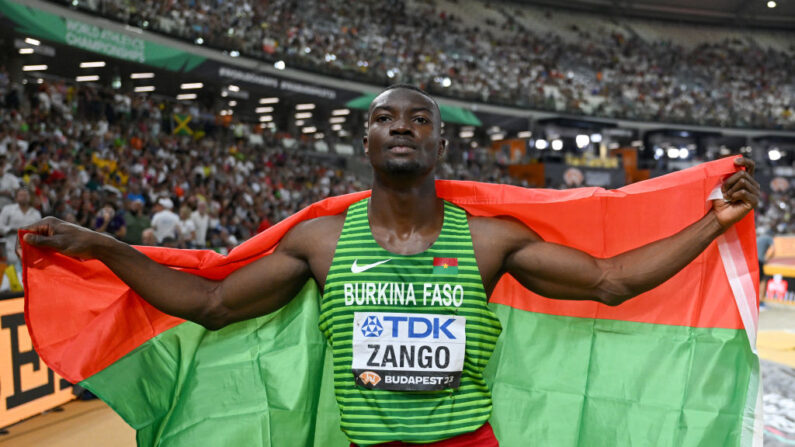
top-left (369, 173), bottom-right (443, 240)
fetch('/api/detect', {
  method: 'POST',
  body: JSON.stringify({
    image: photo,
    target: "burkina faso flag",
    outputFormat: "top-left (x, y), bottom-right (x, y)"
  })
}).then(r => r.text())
top-left (22, 156), bottom-right (761, 446)
top-left (433, 257), bottom-right (458, 274)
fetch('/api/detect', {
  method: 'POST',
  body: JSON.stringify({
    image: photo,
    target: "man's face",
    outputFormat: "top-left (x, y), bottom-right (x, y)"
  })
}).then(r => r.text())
top-left (363, 89), bottom-right (445, 177)
top-left (15, 189), bottom-right (29, 206)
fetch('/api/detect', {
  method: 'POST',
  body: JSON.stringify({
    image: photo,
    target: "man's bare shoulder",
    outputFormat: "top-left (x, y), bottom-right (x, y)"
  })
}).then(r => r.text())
top-left (466, 215), bottom-right (543, 295)
top-left (468, 215), bottom-right (542, 246)
top-left (279, 213), bottom-right (346, 259)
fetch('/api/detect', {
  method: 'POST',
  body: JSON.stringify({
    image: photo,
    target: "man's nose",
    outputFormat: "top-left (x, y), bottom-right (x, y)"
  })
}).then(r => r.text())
top-left (389, 118), bottom-right (412, 135)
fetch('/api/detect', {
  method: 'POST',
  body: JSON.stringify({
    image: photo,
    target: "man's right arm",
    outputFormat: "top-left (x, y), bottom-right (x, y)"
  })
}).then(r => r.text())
top-left (23, 217), bottom-right (313, 330)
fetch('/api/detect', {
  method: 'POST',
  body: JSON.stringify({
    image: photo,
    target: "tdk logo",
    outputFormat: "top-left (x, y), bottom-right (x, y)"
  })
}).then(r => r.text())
top-left (361, 316), bottom-right (384, 337)
top-left (378, 315), bottom-right (456, 339)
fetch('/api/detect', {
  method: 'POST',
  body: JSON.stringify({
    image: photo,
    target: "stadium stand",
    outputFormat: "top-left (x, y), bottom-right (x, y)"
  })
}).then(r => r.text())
top-left (48, 0), bottom-right (795, 129)
top-left (0, 70), bottom-right (518, 255)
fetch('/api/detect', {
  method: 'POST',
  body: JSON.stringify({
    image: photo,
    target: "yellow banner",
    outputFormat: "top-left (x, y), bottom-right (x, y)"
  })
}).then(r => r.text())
top-left (0, 298), bottom-right (74, 428)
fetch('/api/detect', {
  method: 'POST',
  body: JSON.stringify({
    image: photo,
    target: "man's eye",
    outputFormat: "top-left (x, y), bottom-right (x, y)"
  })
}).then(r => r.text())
top-left (414, 117), bottom-right (429, 124)
top-left (376, 116), bottom-right (390, 122)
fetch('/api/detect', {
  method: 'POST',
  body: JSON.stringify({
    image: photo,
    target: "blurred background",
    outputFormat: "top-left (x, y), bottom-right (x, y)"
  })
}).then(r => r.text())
top-left (0, 0), bottom-right (792, 445)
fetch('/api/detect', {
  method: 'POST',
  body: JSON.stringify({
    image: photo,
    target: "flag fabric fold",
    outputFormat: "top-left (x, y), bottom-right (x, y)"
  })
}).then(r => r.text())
top-left (22, 157), bottom-right (760, 446)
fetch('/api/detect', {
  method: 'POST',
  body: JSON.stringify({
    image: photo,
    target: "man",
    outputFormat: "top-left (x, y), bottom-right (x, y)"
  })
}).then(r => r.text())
top-left (121, 198), bottom-right (151, 246)
top-left (23, 86), bottom-right (759, 446)
top-left (0, 155), bottom-right (21, 210)
top-left (150, 197), bottom-right (180, 244)
top-left (190, 199), bottom-right (210, 248)
top-left (2, 187), bottom-right (41, 269)
top-left (92, 201), bottom-right (127, 240)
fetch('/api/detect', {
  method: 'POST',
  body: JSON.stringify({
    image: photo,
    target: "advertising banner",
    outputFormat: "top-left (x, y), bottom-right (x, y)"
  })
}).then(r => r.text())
top-left (0, 298), bottom-right (74, 428)
top-left (0, 0), bottom-right (205, 71)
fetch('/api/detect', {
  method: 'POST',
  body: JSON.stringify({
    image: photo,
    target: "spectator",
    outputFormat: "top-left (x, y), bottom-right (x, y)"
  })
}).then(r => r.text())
top-left (177, 205), bottom-right (197, 248)
top-left (93, 202), bottom-right (127, 240)
top-left (151, 197), bottom-right (180, 244)
top-left (0, 155), bottom-right (21, 209)
top-left (122, 198), bottom-right (151, 246)
top-left (0, 188), bottom-right (41, 267)
top-left (190, 199), bottom-right (210, 248)
top-left (141, 228), bottom-right (158, 246)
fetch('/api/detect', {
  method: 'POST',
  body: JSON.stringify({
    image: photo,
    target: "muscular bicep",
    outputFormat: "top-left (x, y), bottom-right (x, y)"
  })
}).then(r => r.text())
top-left (505, 240), bottom-right (612, 301)
top-left (213, 231), bottom-right (313, 326)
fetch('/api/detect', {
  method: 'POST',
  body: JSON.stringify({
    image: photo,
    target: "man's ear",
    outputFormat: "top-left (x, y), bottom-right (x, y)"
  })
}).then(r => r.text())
top-left (363, 136), bottom-right (369, 155)
top-left (437, 138), bottom-right (448, 160)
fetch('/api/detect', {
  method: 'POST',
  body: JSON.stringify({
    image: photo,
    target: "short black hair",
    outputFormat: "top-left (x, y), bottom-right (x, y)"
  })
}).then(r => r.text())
top-left (369, 84), bottom-right (442, 126)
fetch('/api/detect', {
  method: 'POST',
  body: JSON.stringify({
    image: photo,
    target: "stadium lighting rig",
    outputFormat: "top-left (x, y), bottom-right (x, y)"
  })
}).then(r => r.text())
top-left (295, 112), bottom-right (313, 119)
top-left (134, 86), bottom-right (155, 92)
top-left (80, 61), bottom-right (106, 68)
top-left (76, 75), bottom-right (99, 82)
top-left (259, 116), bottom-right (274, 122)
top-left (24, 37), bottom-right (40, 46)
top-left (332, 109), bottom-right (350, 116)
top-left (259, 97), bottom-right (279, 104)
top-left (295, 103), bottom-right (316, 111)
top-left (177, 93), bottom-right (197, 100)
top-left (767, 1), bottom-right (776, 7)
top-left (19, 48), bottom-right (34, 54)
top-left (329, 117), bottom-right (346, 124)
top-left (131, 72), bottom-right (155, 79)
top-left (274, 60), bottom-right (286, 70)
top-left (517, 131), bottom-right (532, 139)
top-left (256, 107), bottom-right (274, 114)
top-left (769, 148), bottom-right (782, 161)
top-left (180, 83), bottom-right (203, 90)
top-left (551, 139), bottom-right (564, 151)
top-left (22, 65), bottom-right (47, 71)
top-left (302, 126), bottom-right (317, 134)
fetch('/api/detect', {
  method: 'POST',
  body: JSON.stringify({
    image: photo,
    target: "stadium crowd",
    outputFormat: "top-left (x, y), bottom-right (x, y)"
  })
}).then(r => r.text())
top-left (56, 0), bottom-right (795, 129)
top-left (0, 73), bottom-right (362, 259)
top-left (0, 69), bottom-right (518, 271)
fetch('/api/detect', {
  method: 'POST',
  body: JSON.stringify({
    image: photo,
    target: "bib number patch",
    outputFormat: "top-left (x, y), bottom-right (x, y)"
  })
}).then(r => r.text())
top-left (352, 312), bottom-right (466, 391)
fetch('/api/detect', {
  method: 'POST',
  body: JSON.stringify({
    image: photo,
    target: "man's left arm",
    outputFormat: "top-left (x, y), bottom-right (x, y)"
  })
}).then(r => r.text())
top-left (488, 158), bottom-right (760, 306)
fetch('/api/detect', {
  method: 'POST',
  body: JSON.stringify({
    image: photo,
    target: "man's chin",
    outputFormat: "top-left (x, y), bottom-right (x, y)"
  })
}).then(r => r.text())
top-left (383, 159), bottom-right (426, 176)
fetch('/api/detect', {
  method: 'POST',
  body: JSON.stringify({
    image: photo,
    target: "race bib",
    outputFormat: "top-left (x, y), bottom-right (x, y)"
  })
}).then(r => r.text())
top-left (351, 311), bottom-right (466, 391)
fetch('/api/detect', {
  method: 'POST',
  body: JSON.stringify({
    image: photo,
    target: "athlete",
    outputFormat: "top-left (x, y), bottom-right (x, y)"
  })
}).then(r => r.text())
top-left (22, 85), bottom-right (760, 446)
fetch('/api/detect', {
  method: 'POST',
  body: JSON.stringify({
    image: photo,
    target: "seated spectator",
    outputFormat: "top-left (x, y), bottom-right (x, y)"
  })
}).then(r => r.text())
top-left (141, 227), bottom-right (158, 246)
top-left (93, 202), bottom-right (127, 239)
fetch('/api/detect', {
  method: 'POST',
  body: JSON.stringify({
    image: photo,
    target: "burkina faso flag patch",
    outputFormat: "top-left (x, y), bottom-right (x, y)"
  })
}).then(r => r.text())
top-left (432, 257), bottom-right (458, 275)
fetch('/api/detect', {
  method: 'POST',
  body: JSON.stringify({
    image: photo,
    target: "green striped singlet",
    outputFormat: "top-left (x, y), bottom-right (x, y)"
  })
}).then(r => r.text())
top-left (319, 198), bottom-right (502, 446)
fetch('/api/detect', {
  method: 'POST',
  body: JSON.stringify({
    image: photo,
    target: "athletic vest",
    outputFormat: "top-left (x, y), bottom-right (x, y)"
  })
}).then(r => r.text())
top-left (319, 198), bottom-right (502, 446)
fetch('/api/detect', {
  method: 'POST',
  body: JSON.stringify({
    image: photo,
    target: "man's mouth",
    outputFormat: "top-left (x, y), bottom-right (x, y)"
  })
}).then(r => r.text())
top-left (389, 145), bottom-right (415, 154)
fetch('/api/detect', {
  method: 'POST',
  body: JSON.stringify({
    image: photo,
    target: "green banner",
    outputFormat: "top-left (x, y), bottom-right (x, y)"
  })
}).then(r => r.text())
top-left (0, 0), bottom-right (205, 72)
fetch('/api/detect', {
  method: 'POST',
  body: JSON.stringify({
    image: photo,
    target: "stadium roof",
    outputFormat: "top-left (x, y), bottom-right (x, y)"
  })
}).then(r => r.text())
top-left (514, 0), bottom-right (795, 29)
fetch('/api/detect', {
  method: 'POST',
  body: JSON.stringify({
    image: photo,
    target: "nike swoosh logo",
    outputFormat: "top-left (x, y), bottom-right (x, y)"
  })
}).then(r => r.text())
top-left (351, 259), bottom-right (391, 273)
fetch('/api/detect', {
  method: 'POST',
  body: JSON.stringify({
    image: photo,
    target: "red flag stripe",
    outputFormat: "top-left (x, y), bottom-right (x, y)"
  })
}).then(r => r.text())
top-left (23, 157), bottom-right (753, 383)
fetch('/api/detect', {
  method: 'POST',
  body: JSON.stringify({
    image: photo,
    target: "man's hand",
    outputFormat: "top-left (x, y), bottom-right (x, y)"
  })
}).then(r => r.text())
top-left (714, 157), bottom-right (760, 230)
top-left (22, 217), bottom-right (110, 259)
